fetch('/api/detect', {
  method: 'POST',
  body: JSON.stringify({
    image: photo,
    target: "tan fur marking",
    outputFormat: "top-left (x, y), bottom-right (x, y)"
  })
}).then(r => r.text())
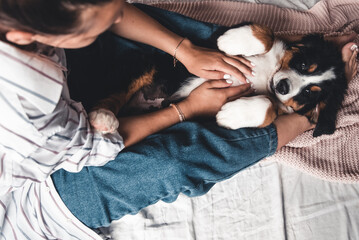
top-left (126, 67), bottom-right (156, 102)
top-left (310, 85), bottom-right (321, 92)
top-left (258, 102), bottom-right (277, 128)
top-left (93, 67), bottom-right (156, 115)
top-left (304, 101), bottom-right (326, 123)
top-left (92, 92), bottom-right (127, 115)
top-left (308, 64), bottom-right (318, 73)
top-left (250, 24), bottom-right (274, 53)
top-left (277, 107), bottom-right (286, 116)
top-left (281, 50), bottom-right (294, 70)
top-left (284, 98), bottom-right (304, 111)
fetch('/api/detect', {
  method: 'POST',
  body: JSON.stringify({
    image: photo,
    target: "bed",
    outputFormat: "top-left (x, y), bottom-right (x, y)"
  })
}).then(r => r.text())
top-left (98, 0), bottom-right (359, 239)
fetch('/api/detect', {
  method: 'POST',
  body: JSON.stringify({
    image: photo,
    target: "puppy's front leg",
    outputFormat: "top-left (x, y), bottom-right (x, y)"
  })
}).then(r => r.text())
top-left (217, 24), bottom-right (274, 56)
top-left (89, 93), bottom-right (125, 134)
top-left (216, 95), bottom-right (276, 129)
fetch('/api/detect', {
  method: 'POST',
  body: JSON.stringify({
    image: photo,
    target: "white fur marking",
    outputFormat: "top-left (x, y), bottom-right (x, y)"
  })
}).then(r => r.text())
top-left (89, 108), bottom-right (119, 134)
top-left (170, 77), bottom-right (207, 100)
top-left (216, 95), bottom-right (273, 129)
top-left (273, 68), bottom-right (336, 102)
top-left (217, 26), bottom-right (266, 56)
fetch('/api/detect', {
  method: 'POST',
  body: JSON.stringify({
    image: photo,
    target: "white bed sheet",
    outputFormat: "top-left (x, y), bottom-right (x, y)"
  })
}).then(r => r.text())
top-left (107, 160), bottom-right (359, 240)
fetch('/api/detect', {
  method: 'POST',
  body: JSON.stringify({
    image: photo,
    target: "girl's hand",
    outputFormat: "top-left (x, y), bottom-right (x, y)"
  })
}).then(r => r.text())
top-left (117, 80), bottom-right (252, 147)
top-left (176, 39), bottom-right (254, 83)
top-left (178, 80), bottom-right (254, 119)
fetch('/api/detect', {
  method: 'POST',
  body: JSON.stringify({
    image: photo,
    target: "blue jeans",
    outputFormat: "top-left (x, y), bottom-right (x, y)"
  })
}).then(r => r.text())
top-left (52, 121), bottom-right (277, 228)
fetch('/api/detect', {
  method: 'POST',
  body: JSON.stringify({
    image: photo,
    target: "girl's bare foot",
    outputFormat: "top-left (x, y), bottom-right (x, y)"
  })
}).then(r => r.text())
top-left (341, 42), bottom-right (358, 82)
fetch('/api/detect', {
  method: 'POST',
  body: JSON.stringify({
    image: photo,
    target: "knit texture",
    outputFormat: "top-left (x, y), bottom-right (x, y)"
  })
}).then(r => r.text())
top-left (147, 0), bottom-right (359, 182)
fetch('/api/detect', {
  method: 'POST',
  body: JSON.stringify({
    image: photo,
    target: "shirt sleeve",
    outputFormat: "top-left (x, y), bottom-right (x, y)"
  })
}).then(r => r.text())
top-left (28, 95), bottom-right (125, 174)
top-left (0, 44), bottom-right (124, 191)
top-left (0, 90), bottom-right (124, 192)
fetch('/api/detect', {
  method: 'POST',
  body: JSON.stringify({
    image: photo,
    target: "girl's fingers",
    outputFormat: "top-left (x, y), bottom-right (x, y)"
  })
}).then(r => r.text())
top-left (204, 80), bottom-right (253, 96)
top-left (205, 79), bottom-right (235, 88)
top-left (228, 55), bottom-right (254, 68)
top-left (199, 70), bottom-right (230, 80)
top-left (223, 57), bottom-right (253, 76)
top-left (214, 59), bottom-right (252, 83)
top-left (221, 83), bottom-right (253, 99)
top-left (226, 87), bottom-right (254, 102)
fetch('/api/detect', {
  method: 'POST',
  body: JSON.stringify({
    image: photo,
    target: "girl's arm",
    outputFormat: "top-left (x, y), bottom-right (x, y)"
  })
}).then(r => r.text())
top-left (118, 80), bottom-right (253, 147)
top-left (109, 3), bottom-right (253, 82)
top-left (118, 80), bottom-right (313, 148)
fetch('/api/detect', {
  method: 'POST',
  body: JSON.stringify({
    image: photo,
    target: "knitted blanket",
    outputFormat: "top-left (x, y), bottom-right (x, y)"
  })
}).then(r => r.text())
top-left (147, 0), bottom-right (359, 182)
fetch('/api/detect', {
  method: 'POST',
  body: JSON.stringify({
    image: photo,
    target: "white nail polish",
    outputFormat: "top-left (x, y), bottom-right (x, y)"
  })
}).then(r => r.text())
top-left (250, 62), bottom-right (256, 67)
top-left (226, 79), bottom-right (233, 84)
top-left (224, 74), bottom-right (231, 79)
top-left (246, 79), bottom-right (251, 84)
top-left (350, 44), bottom-right (358, 51)
top-left (252, 71), bottom-right (256, 76)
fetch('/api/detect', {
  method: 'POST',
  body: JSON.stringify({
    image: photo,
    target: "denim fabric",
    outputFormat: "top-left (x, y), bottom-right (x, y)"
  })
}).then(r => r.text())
top-left (52, 121), bottom-right (277, 228)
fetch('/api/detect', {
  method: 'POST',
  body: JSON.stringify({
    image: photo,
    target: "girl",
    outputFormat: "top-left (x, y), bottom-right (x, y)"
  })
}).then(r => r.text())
top-left (0, 0), bottom-right (357, 239)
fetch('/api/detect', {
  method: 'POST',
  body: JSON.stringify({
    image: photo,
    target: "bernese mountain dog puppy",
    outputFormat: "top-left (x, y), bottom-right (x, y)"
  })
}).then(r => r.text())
top-left (88, 23), bottom-right (347, 137)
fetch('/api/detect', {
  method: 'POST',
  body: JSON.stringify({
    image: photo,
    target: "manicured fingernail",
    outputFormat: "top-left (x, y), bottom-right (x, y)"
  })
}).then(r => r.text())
top-left (250, 62), bottom-right (256, 66)
top-left (224, 74), bottom-right (231, 79)
top-left (226, 79), bottom-right (233, 84)
top-left (350, 44), bottom-right (358, 51)
top-left (246, 79), bottom-right (251, 84)
top-left (252, 71), bottom-right (256, 76)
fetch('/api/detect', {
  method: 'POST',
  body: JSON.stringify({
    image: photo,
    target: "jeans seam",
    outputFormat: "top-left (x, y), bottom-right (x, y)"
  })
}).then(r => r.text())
top-left (203, 125), bottom-right (277, 183)
top-left (266, 125), bottom-right (278, 158)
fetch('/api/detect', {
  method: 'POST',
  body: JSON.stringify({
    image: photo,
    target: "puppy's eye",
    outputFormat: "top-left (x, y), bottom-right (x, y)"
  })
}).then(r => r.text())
top-left (301, 63), bottom-right (306, 70)
top-left (304, 88), bottom-right (311, 96)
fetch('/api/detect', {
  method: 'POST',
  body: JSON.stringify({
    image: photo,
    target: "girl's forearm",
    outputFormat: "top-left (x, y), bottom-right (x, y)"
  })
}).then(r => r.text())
top-left (274, 113), bottom-right (313, 150)
top-left (110, 3), bottom-right (184, 56)
top-left (118, 101), bottom-right (192, 147)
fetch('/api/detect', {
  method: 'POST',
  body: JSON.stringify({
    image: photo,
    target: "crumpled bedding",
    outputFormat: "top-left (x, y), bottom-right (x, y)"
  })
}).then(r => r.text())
top-left (128, 0), bottom-right (321, 11)
top-left (103, 0), bottom-right (359, 239)
top-left (107, 161), bottom-right (359, 240)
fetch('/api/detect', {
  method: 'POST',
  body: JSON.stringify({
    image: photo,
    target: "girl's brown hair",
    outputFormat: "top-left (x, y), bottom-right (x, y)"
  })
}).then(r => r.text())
top-left (0, 0), bottom-right (112, 45)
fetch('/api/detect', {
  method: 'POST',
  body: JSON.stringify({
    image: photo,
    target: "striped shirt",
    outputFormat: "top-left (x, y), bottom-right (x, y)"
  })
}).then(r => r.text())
top-left (0, 40), bottom-right (124, 239)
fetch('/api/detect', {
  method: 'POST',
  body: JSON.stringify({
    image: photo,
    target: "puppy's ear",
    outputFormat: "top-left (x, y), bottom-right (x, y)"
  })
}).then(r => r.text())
top-left (287, 34), bottom-right (326, 52)
top-left (313, 100), bottom-right (338, 137)
top-left (296, 34), bottom-right (324, 47)
top-left (312, 74), bottom-right (347, 137)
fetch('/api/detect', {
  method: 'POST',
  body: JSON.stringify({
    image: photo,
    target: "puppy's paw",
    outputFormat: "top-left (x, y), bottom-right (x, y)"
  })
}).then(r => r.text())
top-left (216, 96), bottom-right (276, 129)
top-left (217, 24), bottom-right (273, 56)
top-left (89, 108), bottom-right (119, 134)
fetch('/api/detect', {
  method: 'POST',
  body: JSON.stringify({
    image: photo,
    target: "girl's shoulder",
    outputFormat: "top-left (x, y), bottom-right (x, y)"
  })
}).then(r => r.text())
top-left (0, 40), bottom-right (65, 114)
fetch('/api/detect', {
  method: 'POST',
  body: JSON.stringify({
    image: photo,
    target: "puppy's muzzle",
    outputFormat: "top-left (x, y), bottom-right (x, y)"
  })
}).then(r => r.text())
top-left (275, 78), bottom-right (290, 95)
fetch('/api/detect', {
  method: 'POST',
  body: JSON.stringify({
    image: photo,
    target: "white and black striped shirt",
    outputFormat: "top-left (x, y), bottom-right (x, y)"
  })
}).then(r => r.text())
top-left (0, 41), bottom-right (124, 239)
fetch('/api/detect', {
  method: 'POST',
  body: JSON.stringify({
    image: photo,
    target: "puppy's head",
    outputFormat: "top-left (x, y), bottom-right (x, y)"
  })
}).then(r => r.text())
top-left (270, 35), bottom-right (347, 137)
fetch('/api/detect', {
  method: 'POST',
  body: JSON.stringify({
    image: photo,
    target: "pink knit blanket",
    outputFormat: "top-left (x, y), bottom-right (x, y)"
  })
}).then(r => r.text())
top-left (150, 0), bottom-right (359, 182)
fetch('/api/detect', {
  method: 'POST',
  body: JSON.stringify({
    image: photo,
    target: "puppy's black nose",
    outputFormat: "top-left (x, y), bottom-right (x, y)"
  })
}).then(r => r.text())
top-left (276, 79), bottom-right (290, 95)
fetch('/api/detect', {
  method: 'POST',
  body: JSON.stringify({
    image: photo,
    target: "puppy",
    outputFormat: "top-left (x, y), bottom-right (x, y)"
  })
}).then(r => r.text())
top-left (89, 23), bottom-right (347, 137)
